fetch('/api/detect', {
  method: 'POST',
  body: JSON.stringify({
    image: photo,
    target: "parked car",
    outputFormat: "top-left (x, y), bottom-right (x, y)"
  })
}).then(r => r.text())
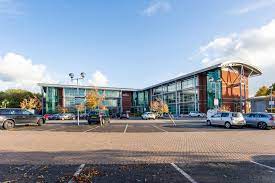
top-left (206, 112), bottom-right (246, 129)
top-left (189, 111), bottom-right (206, 117)
top-left (87, 110), bottom-right (110, 125)
top-left (120, 112), bottom-right (129, 119)
top-left (0, 108), bottom-right (45, 130)
top-left (80, 113), bottom-right (88, 120)
top-left (141, 112), bottom-right (156, 120)
top-left (60, 113), bottom-right (75, 120)
top-left (48, 114), bottom-right (61, 120)
top-left (244, 112), bottom-right (275, 130)
top-left (43, 114), bottom-right (51, 120)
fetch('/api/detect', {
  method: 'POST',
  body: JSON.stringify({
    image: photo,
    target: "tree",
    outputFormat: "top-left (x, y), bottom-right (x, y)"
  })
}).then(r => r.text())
top-left (57, 105), bottom-right (69, 114)
top-left (267, 83), bottom-right (275, 95)
top-left (86, 89), bottom-right (105, 110)
top-left (0, 99), bottom-right (10, 108)
top-left (0, 89), bottom-right (41, 108)
top-left (20, 96), bottom-right (42, 112)
top-left (150, 98), bottom-right (169, 115)
top-left (255, 86), bottom-right (269, 97)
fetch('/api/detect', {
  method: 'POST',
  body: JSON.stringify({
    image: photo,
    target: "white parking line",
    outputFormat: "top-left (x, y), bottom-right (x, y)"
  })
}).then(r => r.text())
top-left (124, 124), bottom-right (128, 133)
top-left (250, 160), bottom-right (275, 171)
top-left (84, 125), bottom-right (100, 133)
top-left (151, 125), bottom-right (168, 132)
top-left (170, 163), bottom-right (198, 183)
top-left (68, 164), bottom-right (85, 183)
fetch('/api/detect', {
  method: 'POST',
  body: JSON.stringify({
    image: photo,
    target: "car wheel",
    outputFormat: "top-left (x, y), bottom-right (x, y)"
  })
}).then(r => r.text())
top-left (37, 119), bottom-right (44, 126)
top-left (3, 120), bottom-right (15, 130)
top-left (258, 122), bottom-right (267, 130)
top-left (225, 122), bottom-right (231, 129)
top-left (206, 120), bottom-right (211, 126)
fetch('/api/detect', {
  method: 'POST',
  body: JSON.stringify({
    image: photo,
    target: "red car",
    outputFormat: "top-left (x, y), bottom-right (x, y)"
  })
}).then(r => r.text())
top-left (43, 114), bottom-right (51, 120)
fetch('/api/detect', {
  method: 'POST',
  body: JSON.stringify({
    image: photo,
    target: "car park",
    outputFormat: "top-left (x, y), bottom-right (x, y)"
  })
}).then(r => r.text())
top-left (141, 112), bottom-right (156, 120)
top-left (244, 112), bottom-right (275, 130)
top-left (0, 108), bottom-right (45, 130)
top-left (189, 111), bottom-right (206, 117)
top-left (206, 112), bottom-right (246, 129)
top-left (87, 110), bottom-right (110, 125)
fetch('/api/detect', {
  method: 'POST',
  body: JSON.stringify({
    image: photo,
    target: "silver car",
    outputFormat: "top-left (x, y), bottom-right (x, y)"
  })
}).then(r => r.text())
top-left (244, 113), bottom-right (275, 130)
top-left (206, 112), bottom-right (246, 129)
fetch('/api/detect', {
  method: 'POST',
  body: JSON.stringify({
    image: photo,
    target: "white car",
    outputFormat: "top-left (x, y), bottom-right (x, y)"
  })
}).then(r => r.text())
top-left (142, 112), bottom-right (156, 120)
top-left (189, 111), bottom-right (206, 117)
top-left (206, 112), bottom-right (246, 129)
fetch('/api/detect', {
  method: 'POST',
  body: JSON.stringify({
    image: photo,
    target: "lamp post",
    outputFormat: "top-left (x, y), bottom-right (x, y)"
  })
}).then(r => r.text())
top-left (270, 86), bottom-right (273, 113)
top-left (209, 77), bottom-right (221, 109)
top-left (69, 72), bottom-right (86, 126)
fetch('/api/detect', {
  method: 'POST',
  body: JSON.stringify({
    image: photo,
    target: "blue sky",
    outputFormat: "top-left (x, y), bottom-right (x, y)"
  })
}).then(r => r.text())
top-left (0, 0), bottom-right (275, 93)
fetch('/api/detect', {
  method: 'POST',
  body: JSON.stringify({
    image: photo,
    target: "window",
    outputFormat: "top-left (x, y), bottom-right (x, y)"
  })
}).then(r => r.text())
top-left (214, 113), bottom-right (221, 117)
top-left (0, 109), bottom-right (8, 115)
top-left (22, 110), bottom-right (32, 115)
top-left (221, 113), bottom-right (229, 117)
top-left (259, 114), bottom-right (268, 118)
top-left (167, 83), bottom-right (176, 92)
top-left (177, 81), bottom-right (182, 90)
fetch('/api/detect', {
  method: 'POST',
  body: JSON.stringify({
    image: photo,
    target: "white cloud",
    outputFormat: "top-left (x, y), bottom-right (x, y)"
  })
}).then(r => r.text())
top-left (88, 70), bottom-right (109, 87)
top-left (142, 0), bottom-right (171, 16)
top-left (230, 0), bottom-right (275, 15)
top-left (0, 52), bottom-right (54, 91)
top-left (199, 19), bottom-right (275, 94)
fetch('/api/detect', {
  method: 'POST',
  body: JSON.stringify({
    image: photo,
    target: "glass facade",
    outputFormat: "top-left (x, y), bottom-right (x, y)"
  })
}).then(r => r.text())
top-left (43, 87), bottom-right (123, 114)
top-left (207, 69), bottom-right (222, 109)
top-left (149, 76), bottom-right (199, 115)
top-left (45, 87), bottom-right (59, 114)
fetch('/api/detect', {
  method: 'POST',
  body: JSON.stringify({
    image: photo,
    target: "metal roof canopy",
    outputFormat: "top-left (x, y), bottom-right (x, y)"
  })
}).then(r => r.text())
top-left (221, 61), bottom-right (262, 77)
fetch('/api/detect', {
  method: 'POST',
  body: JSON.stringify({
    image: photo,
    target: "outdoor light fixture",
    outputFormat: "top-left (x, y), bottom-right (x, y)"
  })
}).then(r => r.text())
top-left (68, 72), bottom-right (86, 126)
top-left (80, 72), bottom-right (86, 79)
top-left (69, 73), bottom-right (74, 80)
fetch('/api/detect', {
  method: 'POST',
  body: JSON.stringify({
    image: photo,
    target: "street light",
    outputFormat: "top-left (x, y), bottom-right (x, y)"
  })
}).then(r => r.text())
top-left (69, 72), bottom-right (86, 126)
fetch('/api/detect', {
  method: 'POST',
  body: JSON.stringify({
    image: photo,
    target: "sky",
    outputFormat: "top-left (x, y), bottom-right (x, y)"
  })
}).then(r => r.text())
top-left (0, 0), bottom-right (275, 95)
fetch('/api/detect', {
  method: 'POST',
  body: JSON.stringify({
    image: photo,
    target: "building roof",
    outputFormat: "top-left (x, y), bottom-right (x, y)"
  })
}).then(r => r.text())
top-left (38, 61), bottom-right (262, 91)
top-left (37, 83), bottom-right (138, 91)
top-left (143, 61), bottom-right (262, 90)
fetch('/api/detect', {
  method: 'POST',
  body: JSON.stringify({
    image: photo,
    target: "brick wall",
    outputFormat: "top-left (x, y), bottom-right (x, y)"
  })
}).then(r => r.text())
top-left (198, 73), bottom-right (207, 113)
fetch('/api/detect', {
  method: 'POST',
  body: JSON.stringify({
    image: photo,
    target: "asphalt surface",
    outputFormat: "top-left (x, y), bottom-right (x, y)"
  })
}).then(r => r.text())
top-left (1, 119), bottom-right (275, 183)
top-left (6, 119), bottom-right (261, 133)
top-left (1, 161), bottom-right (275, 183)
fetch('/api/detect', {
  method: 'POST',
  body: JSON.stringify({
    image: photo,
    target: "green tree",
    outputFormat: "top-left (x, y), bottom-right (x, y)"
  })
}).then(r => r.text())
top-left (255, 86), bottom-right (269, 97)
top-left (0, 89), bottom-right (41, 108)
top-left (267, 83), bottom-right (275, 95)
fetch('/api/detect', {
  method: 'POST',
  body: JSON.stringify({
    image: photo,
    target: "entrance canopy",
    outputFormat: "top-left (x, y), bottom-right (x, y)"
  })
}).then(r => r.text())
top-left (220, 61), bottom-right (262, 78)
